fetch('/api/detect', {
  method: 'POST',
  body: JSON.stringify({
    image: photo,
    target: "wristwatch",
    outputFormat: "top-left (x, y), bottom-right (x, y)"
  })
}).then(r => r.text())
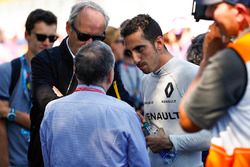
top-left (7, 108), bottom-right (16, 121)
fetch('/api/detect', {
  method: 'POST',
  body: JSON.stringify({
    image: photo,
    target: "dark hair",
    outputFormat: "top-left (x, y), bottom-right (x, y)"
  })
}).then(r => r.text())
top-left (120, 19), bottom-right (130, 30)
top-left (75, 41), bottom-right (115, 85)
top-left (186, 33), bottom-right (205, 65)
top-left (121, 14), bottom-right (163, 43)
top-left (25, 9), bottom-right (57, 34)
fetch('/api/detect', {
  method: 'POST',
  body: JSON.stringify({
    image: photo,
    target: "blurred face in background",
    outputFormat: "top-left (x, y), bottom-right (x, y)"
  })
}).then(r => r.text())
top-left (110, 37), bottom-right (125, 61)
top-left (25, 21), bottom-right (57, 56)
top-left (104, 26), bottom-right (125, 61)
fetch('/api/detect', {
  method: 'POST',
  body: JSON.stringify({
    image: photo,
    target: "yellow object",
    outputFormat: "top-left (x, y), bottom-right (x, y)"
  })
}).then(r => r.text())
top-left (113, 80), bottom-right (121, 100)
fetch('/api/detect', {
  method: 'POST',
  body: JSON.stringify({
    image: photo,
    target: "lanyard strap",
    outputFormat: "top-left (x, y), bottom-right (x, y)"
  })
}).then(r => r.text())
top-left (21, 55), bottom-right (32, 112)
top-left (75, 87), bottom-right (105, 94)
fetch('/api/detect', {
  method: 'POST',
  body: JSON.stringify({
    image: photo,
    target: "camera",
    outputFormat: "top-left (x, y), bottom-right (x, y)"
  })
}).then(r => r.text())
top-left (191, 0), bottom-right (212, 22)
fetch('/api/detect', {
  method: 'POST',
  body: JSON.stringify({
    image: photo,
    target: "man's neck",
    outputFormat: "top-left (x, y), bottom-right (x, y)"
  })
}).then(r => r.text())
top-left (155, 52), bottom-right (173, 72)
top-left (25, 51), bottom-right (33, 66)
top-left (79, 82), bottom-right (108, 93)
top-left (96, 82), bottom-right (109, 93)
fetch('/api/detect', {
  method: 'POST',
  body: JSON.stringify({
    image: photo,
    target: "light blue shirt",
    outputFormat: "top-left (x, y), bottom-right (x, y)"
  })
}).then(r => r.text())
top-left (40, 84), bottom-right (150, 167)
top-left (118, 61), bottom-right (144, 108)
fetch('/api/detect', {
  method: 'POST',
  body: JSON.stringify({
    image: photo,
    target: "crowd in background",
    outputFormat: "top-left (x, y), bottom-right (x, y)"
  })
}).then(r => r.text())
top-left (0, 16), bottom-right (196, 65)
top-left (0, 3), bottom-right (205, 166)
top-left (0, 15), bottom-right (199, 110)
top-left (1, 0), bottom-right (250, 166)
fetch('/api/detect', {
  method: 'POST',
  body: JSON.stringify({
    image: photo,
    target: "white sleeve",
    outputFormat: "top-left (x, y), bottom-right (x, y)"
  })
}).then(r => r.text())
top-left (141, 74), bottom-right (149, 100)
top-left (169, 130), bottom-right (211, 152)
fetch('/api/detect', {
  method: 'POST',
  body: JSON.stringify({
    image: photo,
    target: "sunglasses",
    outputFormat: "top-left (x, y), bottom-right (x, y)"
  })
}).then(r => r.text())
top-left (71, 24), bottom-right (105, 41)
top-left (34, 33), bottom-right (58, 43)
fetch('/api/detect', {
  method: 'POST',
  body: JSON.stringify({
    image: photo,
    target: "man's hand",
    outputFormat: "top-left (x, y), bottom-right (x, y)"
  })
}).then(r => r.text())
top-left (0, 100), bottom-right (30, 129)
top-left (201, 22), bottom-right (227, 66)
top-left (52, 86), bottom-right (63, 97)
top-left (136, 110), bottom-right (144, 124)
top-left (197, 22), bottom-right (227, 76)
top-left (146, 128), bottom-right (173, 153)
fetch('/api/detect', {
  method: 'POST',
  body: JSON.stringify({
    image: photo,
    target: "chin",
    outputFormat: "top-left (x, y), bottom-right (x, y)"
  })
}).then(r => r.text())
top-left (142, 70), bottom-right (150, 74)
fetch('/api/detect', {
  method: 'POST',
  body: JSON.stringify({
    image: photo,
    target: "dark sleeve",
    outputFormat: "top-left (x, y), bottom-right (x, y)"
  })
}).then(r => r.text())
top-left (184, 48), bottom-right (247, 129)
top-left (31, 50), bottom-right (58, 113)
top-left (29, 50), bottom-right (59, 166)
top-left (107, 63), bottom-right (135, 107)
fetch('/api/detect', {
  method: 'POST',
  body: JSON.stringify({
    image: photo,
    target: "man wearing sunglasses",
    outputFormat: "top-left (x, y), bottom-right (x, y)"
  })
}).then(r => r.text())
top-left (29, 1), bottom-right (134, 167)
top-left (0, 9), bottom-right (57, 167)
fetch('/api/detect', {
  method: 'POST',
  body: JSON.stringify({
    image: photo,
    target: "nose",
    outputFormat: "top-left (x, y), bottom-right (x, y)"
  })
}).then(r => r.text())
top-left (87, 38), bottom-right (94, 44)
top-left (131, 52), bottom-right (141, 64)
top-left (42, 38), bottom-right (51, 47)
top-left (80, 38), bottom-right (93, 46)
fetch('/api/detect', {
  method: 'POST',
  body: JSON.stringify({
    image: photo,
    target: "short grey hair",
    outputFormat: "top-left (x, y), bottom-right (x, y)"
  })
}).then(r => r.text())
top-left (75, 41), bottom-right (115, 85)
top-left (68, 1), bottom-right (109, 28)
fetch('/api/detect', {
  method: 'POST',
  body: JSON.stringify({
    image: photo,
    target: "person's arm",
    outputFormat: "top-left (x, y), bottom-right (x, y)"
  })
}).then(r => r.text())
top-left (179, 49), bottom-right (247, 132)
top-left (145, 129), bottom-right (211, 153)
top-left (169, 130), bottom-right (211, 152)
top-left (146, 129), bottom-right (174, 153)
top-left (0, 119), bottom-right (9, 167)
top-left (0, 100), bottom-right (30, 129)
top-left (40, 120), bottom-right (49, 167)
top-left (31, 52), bottom-right (59, 113)
top-left (127, 110), bottom-right (150, 167)
top-left (0, 61), bottom-right (30, 129)
top-left (179, 23), bottom-right (227, 132)
top-left (40, 103), bottom-right (53, 167)
top-left (178, 76), bottom-right (203, 132)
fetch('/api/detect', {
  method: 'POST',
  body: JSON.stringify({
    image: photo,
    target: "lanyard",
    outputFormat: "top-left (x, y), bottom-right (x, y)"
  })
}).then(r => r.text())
top-left (19, 55), bottom-right (32, 142)
top-left (21, 55), bottom-right (32, 110)
top-left (75, 87), bottom-right (105, 94)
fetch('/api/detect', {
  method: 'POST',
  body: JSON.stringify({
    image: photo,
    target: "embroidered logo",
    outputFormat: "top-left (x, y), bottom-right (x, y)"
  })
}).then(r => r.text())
top-left (165, 82), bottom-right (174, 98)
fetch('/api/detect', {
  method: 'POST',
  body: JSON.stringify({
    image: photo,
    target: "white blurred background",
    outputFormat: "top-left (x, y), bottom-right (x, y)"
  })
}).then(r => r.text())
top-left (0, 0), bottom-right (211, 38)
top-left (0, 0), bottom-right (212, 63)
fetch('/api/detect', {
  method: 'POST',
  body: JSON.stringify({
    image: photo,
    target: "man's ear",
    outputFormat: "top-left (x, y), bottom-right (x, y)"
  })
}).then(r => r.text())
top-left (234, 3), bottom-right (250, 28)
top-left (25, 31), bottom-right (30, 42)
top-left (66, 21), bottom-right (71, 35)
top-left (154, 36), bottom-right (165, 50)
top-left (107, 69), bottom-right (114, 85)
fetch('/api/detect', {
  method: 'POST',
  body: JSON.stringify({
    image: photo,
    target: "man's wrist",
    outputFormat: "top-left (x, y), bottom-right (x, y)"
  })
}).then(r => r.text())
top-left (0, 108), bottom-right (10, 119)
top-left (6, 108), bottom-right (16, 121)
top-left (162, 135), bottom-right (174, 150)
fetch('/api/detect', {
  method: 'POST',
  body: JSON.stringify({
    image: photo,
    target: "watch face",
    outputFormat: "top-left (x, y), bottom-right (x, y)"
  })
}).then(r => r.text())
top-left (7, 113), bottom-right (16, 121)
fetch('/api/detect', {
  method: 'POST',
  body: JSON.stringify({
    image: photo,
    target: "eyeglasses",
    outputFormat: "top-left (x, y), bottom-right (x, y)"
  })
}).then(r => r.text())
top-left (71, 24), bottom-right (105, 41)
top-left (34, 33), bottom-right (58, 43)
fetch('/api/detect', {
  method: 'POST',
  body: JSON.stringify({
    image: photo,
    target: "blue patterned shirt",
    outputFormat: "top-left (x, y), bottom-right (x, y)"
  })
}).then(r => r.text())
top-left (40, 84), bottom-right (150, 167)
